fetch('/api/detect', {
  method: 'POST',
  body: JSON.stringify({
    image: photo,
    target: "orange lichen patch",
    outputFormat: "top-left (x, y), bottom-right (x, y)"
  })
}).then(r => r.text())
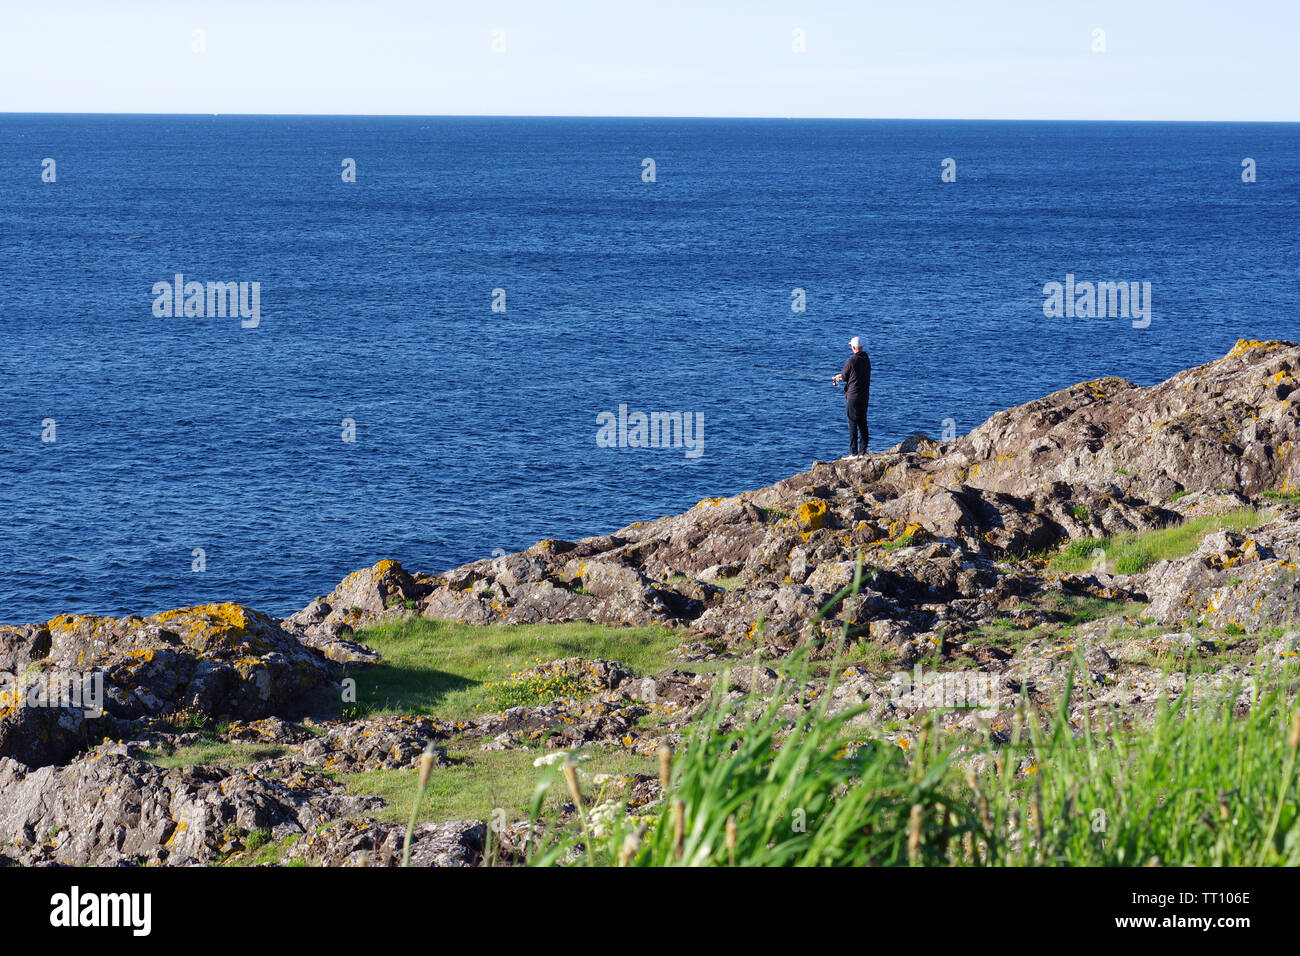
top-left (122, 648), bottom-right (157, 669)
top-left (163, 820), bottom-right (189, 847)
top-left (886, 520), bottom-right (924, 540)
top-left (332, 559), bottom-right (404, 595)
top-left (1080, 376), bottom-right (1127, 400)
top-left (796, 500), bottom-right (828, 530)
top-left (149, 603), bottom-right (274, 655)
top-left (154, 602), bottom-right (252, 631)
top-left (697, 496), bottom-right (727, 508)
top-left (1207, 538), bottom-right (1262, 572)
top-left (46, 613), bottom-right (128, 643)
top-left (1228, 338), bottom-right (1288, 360)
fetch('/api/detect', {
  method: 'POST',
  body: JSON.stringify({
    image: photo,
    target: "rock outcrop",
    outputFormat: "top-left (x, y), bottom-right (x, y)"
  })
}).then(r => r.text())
top-left (0, 744), bottom-right (381, 867)
top-left (0, 603), bottom-right (344, 768)
top-left (309, 340), bottom-right (1298, 657)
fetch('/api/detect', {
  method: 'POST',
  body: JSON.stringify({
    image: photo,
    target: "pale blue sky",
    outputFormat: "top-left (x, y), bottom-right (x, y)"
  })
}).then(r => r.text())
top-left (1, 0), bottom-right (1295, 119)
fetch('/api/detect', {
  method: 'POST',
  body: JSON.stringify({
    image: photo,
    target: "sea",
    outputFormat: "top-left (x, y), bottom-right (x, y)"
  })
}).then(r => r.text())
top-left (1, 115), bottom-right (1297, 623)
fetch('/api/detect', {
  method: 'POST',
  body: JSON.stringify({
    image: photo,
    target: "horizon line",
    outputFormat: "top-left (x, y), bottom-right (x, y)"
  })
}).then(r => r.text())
top-left (3, 111), bottom-right (1298, 124)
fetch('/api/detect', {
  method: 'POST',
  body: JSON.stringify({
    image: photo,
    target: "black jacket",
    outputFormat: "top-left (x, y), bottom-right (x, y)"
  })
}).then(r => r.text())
top-left (841, 351), bottom-right (871, 402)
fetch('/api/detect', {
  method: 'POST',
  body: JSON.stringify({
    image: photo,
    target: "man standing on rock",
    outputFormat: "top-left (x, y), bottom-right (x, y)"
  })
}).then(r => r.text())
top-left (832, 336), bottom-right (871, 458)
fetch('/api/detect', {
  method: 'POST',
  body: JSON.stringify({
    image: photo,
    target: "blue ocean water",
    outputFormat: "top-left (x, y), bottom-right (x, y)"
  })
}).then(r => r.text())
top-left (1, 116), bottom-right (1298, 623)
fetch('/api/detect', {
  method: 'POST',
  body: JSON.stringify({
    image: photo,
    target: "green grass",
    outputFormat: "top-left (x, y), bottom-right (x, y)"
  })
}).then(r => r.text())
top-left (962, 596), bottom-right (1142, 654)
top-left (139, 741), bottom-right (290, 769)
top-left (222, 833), bottom-right (300, 867)
top-left (964, 616), bottom-right (1042, 653)
top-left (528, 653), bottom-right (1300, 866)
top-left (1046, 593), bottom-right (1140, 625)
top-left (340, 746), bottom-right (657, 824)
top-left (702, 571), bottom-right (743, 590)
top-left (480, 670), bottom-right (596, 710)
top-left (1048, 508), bottom-right (1267, 576)
top-left (880, 533), bottom-right (915, 550)
top-left (345, 617), bottom-right (685, 720)
top-left (522, 559), bottom-right (1300, 867)
top-left (847, 640), bottom-right (902, 675)
top-left (1103, 621), bottom-right (1170, 642)
top-left (1120, 638), bottom-right (1252, 673)
top-left (1261, 490), bottom-right (1300, 507)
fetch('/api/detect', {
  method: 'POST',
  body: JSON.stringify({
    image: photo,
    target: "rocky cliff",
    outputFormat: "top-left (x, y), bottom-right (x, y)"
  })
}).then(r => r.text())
top-left (2, 339), bottom-right (1298, 866)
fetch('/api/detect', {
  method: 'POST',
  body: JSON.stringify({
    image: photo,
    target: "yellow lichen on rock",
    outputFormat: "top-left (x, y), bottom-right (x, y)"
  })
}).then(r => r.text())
top-left (1228, 338), bottom-right (1287, 359)
top-left (153, 602), bottom-right (254, 639)
top-left (796, 500), bottom-right (828, 530)
top-left (146, 603), bottom-right (282, 656)
top-left (47, 613), bottom-right (123, 643)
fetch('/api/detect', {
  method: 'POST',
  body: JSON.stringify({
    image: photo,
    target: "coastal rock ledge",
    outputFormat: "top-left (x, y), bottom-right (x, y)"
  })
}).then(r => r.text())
top-left (1, 338), bottom-right (1297, 866)
top-left (299, 338), bottom-right (1300, 655)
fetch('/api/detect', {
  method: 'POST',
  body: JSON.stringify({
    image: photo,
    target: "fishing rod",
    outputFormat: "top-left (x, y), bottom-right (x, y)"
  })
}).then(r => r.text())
top-left (753, 365), bottom-right (843, 387)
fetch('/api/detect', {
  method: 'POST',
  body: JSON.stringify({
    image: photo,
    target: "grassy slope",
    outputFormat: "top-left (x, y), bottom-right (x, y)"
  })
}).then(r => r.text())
top-left (141, 741), bottom-right (291, 769)
top-left (143, 618), bottom-right (681, 839)
top-left (332, 619), bottom-right (678, 824)
top-left (1048, 508), bottom-right (1267, 575)
top-left (535, 654), bottom-right (1300, 867)
top-left (145, 504), bottom-right (1299, 864)
top-left (344, 617), bottom-right (685, 720)
top-left (347, 749), bottom-right (657, 825)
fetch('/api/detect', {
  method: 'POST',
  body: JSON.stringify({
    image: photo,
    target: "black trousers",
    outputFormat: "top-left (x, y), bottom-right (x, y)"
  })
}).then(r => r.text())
top-left (846, 397), bottom-right (869, 455)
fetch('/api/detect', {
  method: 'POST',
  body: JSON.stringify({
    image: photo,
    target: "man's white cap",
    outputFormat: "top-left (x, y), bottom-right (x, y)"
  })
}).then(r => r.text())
top-left (848, 336), bottom-right (862, 349)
